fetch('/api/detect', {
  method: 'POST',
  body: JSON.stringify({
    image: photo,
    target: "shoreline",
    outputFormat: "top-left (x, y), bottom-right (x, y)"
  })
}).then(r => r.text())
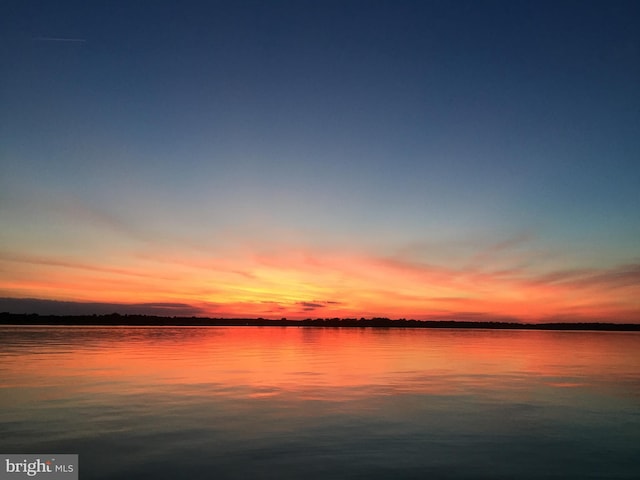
top-left (1, 313), bottom-right (639, 331)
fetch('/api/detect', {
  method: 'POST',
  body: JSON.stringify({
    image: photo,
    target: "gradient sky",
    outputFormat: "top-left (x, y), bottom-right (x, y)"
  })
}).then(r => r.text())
top-left (1, 0), bottom-right (639, 321)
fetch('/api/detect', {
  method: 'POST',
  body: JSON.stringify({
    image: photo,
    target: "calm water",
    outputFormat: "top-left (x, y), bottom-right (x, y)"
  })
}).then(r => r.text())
top-left (1, 327), bottom-right (639, 479)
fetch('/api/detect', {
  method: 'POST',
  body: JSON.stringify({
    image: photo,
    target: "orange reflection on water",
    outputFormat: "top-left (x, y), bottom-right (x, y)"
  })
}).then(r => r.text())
top-left (2, 327), bottom-right (639, 409)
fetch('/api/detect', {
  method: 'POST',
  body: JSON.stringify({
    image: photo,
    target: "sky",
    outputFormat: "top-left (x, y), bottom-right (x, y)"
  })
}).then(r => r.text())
top-left (1, 0), bottom-right (639, 322)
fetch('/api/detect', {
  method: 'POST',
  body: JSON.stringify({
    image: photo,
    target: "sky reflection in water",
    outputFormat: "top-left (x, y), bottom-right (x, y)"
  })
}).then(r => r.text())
top-left (1, 327), bottom-right (639, 479)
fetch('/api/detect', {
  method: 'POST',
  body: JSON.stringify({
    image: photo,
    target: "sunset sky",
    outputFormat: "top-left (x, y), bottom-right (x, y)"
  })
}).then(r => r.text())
top-left (1, 0), bottom-right (639, 322)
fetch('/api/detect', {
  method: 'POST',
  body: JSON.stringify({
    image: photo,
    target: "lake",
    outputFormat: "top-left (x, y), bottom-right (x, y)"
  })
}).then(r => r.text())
top-left (1, 326), bottom-right (639, 479)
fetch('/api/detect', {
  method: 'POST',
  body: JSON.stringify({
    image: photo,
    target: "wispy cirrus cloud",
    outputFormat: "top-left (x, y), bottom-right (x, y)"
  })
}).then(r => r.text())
top-left (0, 251), bottom-right (176, 280)
top-left (33, 36), bottom-right (86, 43)
top-left (532, 264), bottom-right (640, 290)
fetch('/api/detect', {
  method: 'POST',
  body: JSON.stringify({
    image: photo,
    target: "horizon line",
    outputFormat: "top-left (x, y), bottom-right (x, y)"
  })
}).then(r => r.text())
top-left (1, 313), bottom-right (639, 331)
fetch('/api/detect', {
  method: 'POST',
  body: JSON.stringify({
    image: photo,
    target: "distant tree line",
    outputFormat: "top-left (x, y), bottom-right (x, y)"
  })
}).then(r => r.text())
top-left (1, 312), bottom-right (639, 331)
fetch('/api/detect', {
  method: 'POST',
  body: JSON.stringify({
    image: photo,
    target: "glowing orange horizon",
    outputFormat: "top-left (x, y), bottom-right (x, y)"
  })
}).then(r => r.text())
top-left (1, 244), bottom-right (638, 322)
